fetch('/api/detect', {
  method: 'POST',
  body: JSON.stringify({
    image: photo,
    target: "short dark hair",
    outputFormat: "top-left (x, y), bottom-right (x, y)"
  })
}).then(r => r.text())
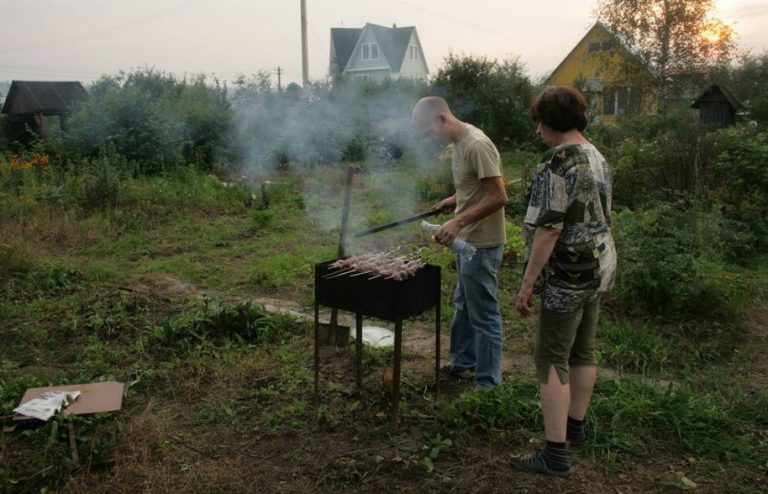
top-left (530, 86), bottom-right (588, 132)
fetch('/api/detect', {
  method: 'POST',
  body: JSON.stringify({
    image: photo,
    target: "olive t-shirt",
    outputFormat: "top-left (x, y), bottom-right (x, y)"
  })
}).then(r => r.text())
top-left (452, 124), bottom-right (506, 248)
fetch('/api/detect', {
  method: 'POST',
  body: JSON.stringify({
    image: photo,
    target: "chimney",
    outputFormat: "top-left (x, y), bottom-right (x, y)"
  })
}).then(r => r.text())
top-left (393, 23), bottom-right (397, 29)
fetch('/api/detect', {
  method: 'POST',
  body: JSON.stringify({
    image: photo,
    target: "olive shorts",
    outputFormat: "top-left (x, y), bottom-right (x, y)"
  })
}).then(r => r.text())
top-left (534, 296), bottom-right (600, 385)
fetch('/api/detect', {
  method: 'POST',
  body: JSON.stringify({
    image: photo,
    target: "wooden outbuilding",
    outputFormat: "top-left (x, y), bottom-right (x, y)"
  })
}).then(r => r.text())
top-left (690, 83), bottom-right (743, 128)
top-left (1, 80), bottom-right (88, 139)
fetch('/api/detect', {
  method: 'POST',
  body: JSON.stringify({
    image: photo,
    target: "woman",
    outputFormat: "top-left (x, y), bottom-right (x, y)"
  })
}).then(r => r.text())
top-left (510, 86), bottom-right (617, 477)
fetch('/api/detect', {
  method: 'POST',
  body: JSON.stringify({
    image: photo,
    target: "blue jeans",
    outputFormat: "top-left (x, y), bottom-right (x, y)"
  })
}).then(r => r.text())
top-left (449, 245), bottom-right (504, 389)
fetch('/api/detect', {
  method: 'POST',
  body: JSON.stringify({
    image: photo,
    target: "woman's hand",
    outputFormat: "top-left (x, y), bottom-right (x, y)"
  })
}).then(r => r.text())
top-left (516, 282), bottom-right (535, 317)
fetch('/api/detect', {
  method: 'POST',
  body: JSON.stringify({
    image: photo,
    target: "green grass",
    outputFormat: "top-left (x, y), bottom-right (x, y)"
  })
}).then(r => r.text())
top-left (1, 154), bottom-right (767, 492)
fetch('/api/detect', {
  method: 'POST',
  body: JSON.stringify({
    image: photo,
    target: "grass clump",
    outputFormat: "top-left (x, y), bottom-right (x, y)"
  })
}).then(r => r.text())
top-left (147, 300), bottom-right (306, 357)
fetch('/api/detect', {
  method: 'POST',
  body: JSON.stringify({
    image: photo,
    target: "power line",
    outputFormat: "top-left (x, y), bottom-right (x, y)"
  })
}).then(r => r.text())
top-left (388, 0), bottom-right (561, 51)
top-left (0, 0), bottom-right (214, 55)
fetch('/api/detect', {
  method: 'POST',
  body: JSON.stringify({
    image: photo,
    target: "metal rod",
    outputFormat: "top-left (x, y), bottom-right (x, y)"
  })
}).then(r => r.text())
top-left (330, 167), bottom-right (356, 330)
top-left (353, 209), bottom-right (441, 238)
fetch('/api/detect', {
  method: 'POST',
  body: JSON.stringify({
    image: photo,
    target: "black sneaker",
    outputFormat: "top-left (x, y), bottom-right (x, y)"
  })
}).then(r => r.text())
top-left (510, 450), bottom-right (571, 477)
top-left (440, 364), bottom-right (475, 380)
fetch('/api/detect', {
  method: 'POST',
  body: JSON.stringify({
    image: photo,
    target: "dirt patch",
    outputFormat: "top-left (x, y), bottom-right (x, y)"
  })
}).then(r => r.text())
top-left (122, 274), bottom-right (205, 301)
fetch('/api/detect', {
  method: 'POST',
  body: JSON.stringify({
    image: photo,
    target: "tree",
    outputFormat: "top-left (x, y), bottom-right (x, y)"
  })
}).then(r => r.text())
top-left (596, 0), bottom-right (735, 107)
top-left (430, 54), bottom-right (535, 148)
top-left (714, 51), bottom-right (768, 124)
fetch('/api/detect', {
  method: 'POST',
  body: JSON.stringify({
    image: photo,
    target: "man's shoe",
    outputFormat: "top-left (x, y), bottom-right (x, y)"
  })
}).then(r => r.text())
top-left (510, 450), bottom-right (571, 477)
top-left (440, 364), bottom-right (475, 380)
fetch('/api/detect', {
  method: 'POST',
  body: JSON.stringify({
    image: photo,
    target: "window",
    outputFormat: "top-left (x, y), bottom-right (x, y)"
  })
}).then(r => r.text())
top-left (588, 40), bottom-right (614, 53)
top-left (362, 43), bottom-right (379, 60)
top-left (603, 86), bottom-right (636, 116)
top-left (410, 45), bottom-right (419, 60)
top-left (354, 74), bottom-right (370, 81)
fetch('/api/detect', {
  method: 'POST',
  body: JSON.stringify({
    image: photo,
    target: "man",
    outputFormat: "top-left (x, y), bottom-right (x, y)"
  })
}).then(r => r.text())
top-left (411, 96), bottom-right (507, 389)
top-left (511, 86), bottom-right (617, 476)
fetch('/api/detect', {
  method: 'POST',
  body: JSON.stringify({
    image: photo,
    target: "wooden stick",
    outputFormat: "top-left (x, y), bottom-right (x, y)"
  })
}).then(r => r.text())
top-left (68, 421), bottom-right (80, 468)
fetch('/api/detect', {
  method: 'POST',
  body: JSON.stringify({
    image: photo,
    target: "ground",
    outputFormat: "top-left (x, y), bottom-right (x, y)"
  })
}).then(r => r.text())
top-left (6, 280), bottom-right (760, 494)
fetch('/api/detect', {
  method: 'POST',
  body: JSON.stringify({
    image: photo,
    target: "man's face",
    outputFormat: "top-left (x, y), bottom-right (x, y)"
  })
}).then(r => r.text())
top-left (412, 113), bottom-right (448, 144)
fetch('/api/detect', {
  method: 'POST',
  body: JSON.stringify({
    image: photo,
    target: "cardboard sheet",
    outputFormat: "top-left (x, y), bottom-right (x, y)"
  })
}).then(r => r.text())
top-left (14, 381), bottom-right (124, 421)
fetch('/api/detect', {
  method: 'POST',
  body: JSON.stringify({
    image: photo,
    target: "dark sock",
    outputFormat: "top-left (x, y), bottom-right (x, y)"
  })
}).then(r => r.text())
top-left (567, 416), bottom-right (586, 444)
top-left (542, 441), bottom-right (569, 471)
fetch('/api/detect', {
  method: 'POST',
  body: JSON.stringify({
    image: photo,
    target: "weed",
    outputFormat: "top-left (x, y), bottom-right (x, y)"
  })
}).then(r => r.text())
top-left (28, 262), bottom-right (83, 294)
top-left (422, 432), bottom-right (452, 473)
top-left (597, 318), bottom-right (672, 374)
top-left (439, 384), bottom-right (541, 435)
top-left (147, 300), bottom-right (305, 357)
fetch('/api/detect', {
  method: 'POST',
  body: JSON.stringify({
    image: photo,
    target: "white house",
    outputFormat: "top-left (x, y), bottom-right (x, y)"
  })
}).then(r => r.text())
top-left (329, 23), bottom-right (429, 82)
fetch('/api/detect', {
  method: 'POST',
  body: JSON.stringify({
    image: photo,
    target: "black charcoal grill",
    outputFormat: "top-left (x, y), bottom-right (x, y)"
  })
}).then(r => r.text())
top-left (313, 259), bottom-right (441, 428)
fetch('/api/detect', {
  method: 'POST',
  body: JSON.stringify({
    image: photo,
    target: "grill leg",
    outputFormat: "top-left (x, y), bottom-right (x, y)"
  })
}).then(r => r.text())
top-left (314, 303), bottom-right (320, 402)
top-left (355, 312), bottom-right (363, 391)
top-left (392, 319), bottom-right (402, 429)
top-left (435, 302), bottom-right (440, 395)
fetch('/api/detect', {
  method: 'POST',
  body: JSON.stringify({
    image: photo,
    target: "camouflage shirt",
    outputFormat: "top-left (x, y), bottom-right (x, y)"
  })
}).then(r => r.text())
top-left (523, 143), bottom-right (617, 313)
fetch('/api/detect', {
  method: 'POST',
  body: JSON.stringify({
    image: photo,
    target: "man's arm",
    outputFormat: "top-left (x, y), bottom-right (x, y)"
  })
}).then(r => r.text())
top-left (516, 226), bottom-right (561, 317)
top-left (434, 177), bottom-right (507, 245)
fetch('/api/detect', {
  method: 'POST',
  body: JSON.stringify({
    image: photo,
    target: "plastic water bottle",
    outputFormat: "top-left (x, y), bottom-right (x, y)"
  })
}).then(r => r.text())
top-left (420, 221), bottom-right (477, 260)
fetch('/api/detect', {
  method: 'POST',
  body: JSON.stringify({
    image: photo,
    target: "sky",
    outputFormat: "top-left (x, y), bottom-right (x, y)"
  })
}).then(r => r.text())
top-left (0, 0), bottom-right (766, 87)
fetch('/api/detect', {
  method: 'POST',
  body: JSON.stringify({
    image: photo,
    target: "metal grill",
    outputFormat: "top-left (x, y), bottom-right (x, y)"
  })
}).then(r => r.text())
top-left (313, 258), bottom-right (441, 428)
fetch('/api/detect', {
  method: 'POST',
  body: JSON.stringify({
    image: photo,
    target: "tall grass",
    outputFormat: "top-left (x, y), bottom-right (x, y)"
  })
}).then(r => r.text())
top-left (438, 378), bottom-right (768, 466)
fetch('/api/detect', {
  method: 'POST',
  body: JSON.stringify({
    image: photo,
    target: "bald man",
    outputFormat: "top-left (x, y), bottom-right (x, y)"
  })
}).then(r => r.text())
top-left (412, 96), bottom-right (508, 389)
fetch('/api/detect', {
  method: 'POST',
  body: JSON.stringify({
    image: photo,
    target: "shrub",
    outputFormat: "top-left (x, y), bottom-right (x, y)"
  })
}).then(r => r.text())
top-left (431, 54), bottom-right (535, 148)
top-left (708, 126), bottom-right (768, 258)
top-left (611, 202), bottom-right (746, 322)
top-left (64, 69), bottom-right (231, 174)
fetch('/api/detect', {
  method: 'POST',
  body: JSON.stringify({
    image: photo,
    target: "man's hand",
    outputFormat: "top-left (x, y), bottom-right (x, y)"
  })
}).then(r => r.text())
top-left (432, 195), bottom-right (456, 214)
top-left (435, 218), bottom-right (461, 246)
top-left (516, 282), bottom-right (535, 317)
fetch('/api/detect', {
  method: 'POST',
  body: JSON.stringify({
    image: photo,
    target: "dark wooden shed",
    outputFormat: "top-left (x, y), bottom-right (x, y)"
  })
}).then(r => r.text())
top-left (1, 80), bottom-right (88, 138)
top-left (690, 83), bottom-right (743, 128)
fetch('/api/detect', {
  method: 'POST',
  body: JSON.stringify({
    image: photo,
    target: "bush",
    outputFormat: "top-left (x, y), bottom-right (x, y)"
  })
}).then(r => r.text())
top-left (64, 69), bottom-right (231, 174)
top-left (431, 54), bottom-right (535, 149)
top-left (708, 126), bottom-right (768, 258)
top-left (611, 202), bottom-right (746, 322)
top-left (591, 110), bottom-right (708, 209)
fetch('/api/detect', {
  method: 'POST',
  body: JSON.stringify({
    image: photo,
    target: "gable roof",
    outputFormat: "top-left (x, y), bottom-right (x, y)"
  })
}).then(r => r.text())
top-left (330, 27), bottom-right (363, 72)
top-left (1, 80), bottom-right (88, 115)
top-left (366, 24), bottom-right (415, 72)
top-left (546, 21), bottom-right (653, 85)
top-left (690, 83), bottom-right (743, 110)
top-left (331, 23), bottom-right (423, 74)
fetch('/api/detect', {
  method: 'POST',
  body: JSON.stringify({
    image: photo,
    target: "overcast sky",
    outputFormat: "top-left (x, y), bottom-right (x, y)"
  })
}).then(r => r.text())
top-left (0, 0), bottom-right (766, 86)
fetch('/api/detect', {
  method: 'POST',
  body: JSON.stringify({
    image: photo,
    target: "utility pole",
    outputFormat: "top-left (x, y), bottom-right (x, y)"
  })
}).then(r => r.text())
top-left (300, 0), bottom-right (309, 88)
top-left (275, 66), bottom-right (283, 92)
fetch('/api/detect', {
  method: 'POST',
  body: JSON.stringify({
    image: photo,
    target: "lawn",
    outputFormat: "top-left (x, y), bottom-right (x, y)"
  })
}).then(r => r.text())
top-left (1, 157), bottom-right (767, 493)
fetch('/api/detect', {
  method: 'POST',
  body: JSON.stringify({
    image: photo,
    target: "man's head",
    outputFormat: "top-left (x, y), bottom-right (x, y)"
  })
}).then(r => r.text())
top-left (411, 96), bottom-right (462, 144)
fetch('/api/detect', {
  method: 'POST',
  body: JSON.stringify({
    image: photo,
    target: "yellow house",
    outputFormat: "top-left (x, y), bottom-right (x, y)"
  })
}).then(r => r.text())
top-left (547, 22), bottom-right (656, 123)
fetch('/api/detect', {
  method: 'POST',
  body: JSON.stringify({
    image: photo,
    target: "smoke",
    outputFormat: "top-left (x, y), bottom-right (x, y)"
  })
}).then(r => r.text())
top-left (226, 79), bottom-right (446, 239)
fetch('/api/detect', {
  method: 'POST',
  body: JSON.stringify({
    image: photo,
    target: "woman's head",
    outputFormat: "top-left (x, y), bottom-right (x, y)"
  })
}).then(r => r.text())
top-left (530, 86), bottom-right (588, 133)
